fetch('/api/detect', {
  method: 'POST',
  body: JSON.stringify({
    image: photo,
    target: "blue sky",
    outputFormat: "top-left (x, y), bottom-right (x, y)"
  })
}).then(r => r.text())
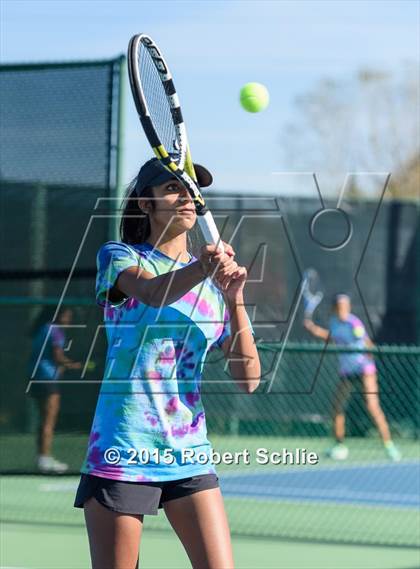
top-left (1, 0), bottom-right (418, 193)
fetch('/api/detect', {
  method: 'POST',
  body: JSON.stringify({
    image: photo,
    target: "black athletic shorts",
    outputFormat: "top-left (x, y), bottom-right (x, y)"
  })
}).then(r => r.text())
top-left (28, 381), bottom-right (60, 398)
top-left (74, 473), bottom-right (219, 516)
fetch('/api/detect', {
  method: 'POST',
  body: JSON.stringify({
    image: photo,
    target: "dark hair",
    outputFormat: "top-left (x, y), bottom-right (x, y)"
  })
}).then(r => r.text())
top-left (331, 293), bottom-right (351, 307)
top-left (119, 178), bottom-right (154, 245)
top-left (119, 176), bottom-right (203, 256)
top-left (29, 306), bottom-right (72, 336)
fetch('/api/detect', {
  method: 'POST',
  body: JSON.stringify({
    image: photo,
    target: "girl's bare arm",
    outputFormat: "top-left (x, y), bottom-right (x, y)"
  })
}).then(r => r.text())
top-left (303, 318), bottom-right (329, 340)
top-left (220, 295), bottom-right (261, 394)
top-left (114, 261), bottom-right (207, 308)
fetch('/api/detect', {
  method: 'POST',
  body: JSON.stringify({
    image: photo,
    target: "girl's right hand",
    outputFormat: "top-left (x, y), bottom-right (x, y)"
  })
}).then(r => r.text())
top-left (199, 242), bottom-right (237, 277)
top-left (66, 361), bottom-right (82, 370)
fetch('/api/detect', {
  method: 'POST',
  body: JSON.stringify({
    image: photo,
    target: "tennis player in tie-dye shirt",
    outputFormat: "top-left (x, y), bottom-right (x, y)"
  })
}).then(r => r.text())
top-left (75, 158), bottom-right (260, 569)
top-left (304, 293), bottom-right (400, 463)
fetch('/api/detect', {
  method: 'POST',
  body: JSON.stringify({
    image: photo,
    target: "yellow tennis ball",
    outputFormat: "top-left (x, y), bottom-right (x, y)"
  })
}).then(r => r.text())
top-left (353, 326), bottom-right (365, 338)
top-left (240, 82), bottom-right (269, 113)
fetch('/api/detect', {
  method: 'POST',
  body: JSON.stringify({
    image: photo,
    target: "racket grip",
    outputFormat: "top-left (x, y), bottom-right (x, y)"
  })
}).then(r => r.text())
top-left (198, 212), bottom-right (224, 253)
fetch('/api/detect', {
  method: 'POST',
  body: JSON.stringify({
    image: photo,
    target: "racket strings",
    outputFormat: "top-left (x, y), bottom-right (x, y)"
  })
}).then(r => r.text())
top-left (139, 44), bottom-right (180, 161)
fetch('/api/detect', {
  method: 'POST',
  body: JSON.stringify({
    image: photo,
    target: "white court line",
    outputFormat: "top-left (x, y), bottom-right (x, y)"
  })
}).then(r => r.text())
top-left (221, 484), bottom-right (419, 504)
top-left (219, 458), bottom-right (420, 478)
top-left (39, 481), bottom-right (78, 492)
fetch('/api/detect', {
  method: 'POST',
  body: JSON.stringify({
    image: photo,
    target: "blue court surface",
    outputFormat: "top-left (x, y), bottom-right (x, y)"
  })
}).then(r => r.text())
top-left (220, 460), bottom-right (420, 509)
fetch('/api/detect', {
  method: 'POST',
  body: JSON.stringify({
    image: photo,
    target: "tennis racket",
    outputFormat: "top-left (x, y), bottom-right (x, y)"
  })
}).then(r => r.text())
top-left (127, 33), bottom-right (224, 252)
top-left (302, 268), bottom-right (324, 318)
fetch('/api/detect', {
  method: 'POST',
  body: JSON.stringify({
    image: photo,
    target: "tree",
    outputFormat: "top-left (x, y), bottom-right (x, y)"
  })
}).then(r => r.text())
top-left (282, 62), bottom-right (419, 200)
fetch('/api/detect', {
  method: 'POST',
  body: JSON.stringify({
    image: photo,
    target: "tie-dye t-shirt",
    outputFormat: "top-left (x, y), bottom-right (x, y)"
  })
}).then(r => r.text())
top-left (329, 314), bottom-right (376, 377)
top-left (81, 240), bottom-right (248, 482)
top-left (30, 323), bottom-right (66, 380)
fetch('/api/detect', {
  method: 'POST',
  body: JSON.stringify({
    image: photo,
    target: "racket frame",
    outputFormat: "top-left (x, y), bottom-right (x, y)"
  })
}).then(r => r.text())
top-left (128, 33), bottom-right (223, 250)
top-left (302, 268), bottom-right (324, 318)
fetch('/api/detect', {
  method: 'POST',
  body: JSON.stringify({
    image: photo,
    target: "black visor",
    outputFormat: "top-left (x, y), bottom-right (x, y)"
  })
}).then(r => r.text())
top-left (135, 158), bottom-right (213, 197)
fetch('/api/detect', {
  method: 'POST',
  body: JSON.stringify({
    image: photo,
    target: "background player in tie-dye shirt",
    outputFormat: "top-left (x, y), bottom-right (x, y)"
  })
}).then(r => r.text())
top-left (29, 306), bottom-right (82, 473)
top-left (78, 158), bottom-right (260, 569)
top-left (304, 294), bottom-right (400, 462)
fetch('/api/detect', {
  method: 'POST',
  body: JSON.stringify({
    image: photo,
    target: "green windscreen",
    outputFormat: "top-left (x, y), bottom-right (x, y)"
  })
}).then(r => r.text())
top-left (0, 58), bottom-right (125, 445)
top-left (0, 60), bottom-right (418, 549)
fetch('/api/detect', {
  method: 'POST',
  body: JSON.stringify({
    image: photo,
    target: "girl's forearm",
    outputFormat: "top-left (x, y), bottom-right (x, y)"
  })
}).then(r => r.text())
top-left (304, 318), bottom-right (329, 340)
top-left (53, 348), bottom-right (71, 365)
top-left (225, 295), bottom-right (261, 393)
top-left (142, 261), bottom-right (206, 307)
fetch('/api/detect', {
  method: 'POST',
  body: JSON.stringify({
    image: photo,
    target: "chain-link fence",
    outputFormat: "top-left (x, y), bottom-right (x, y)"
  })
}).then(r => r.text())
top-left (0, 57), bottom-right (125, 436)
top-left (1, 58), bottom-right (418, 549)
top-left (1, 341), bottom-right (418, 547)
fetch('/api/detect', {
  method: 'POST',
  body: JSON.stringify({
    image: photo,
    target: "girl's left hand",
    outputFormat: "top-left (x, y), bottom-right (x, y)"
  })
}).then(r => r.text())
top-left (213, 265), bottom-right (248, 300)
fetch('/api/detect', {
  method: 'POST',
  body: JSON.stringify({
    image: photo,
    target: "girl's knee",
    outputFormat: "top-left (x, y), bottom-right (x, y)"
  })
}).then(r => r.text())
top-left (366, 400), bottom-right (382, 416)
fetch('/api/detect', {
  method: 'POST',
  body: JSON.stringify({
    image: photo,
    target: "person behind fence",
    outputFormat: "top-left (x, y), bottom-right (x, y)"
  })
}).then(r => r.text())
top-left (304, 293), bottom-right (401, 462)
top-left (28, 306), bottom-right (82, 473)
